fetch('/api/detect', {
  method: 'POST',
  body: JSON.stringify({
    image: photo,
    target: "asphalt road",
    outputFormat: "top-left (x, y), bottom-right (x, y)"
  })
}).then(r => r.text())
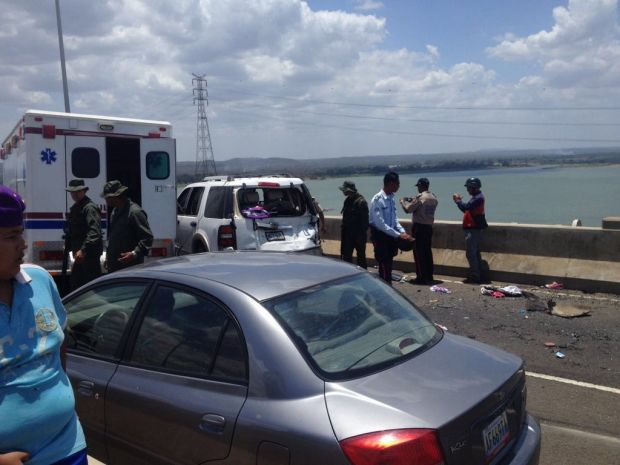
top-left (394, 272), bottom-right (620, 465)
top-left (89, 271), bottom-right (620, 465)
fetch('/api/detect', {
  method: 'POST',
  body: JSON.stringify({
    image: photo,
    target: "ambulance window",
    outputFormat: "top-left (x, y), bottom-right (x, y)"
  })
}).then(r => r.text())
top-left (72, 147), bottom-right (100, 178)
top-left (146, 151), bottom-right (170, 180)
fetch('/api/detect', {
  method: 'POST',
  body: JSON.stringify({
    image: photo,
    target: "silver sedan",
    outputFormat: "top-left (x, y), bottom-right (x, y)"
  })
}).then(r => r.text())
top-left (63, 252), bottom-right (540, 465)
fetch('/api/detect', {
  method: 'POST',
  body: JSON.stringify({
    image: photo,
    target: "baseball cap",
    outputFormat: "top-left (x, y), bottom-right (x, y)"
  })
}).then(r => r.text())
top-left (0, 185), bottom-right (26, 227)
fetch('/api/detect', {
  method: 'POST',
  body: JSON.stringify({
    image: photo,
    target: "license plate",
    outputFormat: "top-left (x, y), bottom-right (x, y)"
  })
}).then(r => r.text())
top-left (265, 230), bottom-right (285, 241)
top-left (482, 411), bottom-right (510, 460)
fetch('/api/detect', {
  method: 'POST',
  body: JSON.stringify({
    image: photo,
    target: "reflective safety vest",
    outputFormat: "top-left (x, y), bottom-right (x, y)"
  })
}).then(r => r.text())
top-left (462, 194), bottom-right (487, 229)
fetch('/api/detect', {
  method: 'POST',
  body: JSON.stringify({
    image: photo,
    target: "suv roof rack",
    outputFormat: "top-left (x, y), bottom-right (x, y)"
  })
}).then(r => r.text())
top-left (202, 175), bottom-right (235, 181)
top-left (202, 174), bottom-right (295, 182)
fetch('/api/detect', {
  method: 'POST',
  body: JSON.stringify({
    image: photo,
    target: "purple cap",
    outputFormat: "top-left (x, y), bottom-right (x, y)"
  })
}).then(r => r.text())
top-left (0, 185), bottom-right (26, 227)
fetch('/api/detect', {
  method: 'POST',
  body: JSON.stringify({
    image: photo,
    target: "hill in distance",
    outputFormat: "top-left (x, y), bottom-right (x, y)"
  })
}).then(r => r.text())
top-left (176, 147), bottom-right (620, 182)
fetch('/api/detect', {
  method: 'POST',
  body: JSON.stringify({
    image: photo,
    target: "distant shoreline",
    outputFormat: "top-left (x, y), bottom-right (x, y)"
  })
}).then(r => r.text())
top-left (304, 160), bottom-right (620, 180)
top-left (176, 150), bottom-right (620, 183)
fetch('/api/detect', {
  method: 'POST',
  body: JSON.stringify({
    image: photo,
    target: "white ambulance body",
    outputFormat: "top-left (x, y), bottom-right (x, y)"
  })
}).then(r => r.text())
top-left (1, 109), bottom-right (177, 277)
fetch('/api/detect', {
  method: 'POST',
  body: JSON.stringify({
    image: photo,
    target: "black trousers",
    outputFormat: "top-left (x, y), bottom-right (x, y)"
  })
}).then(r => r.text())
top-left (70, 255), bottom-right (102, 291)
top-left (412, 223), bottom-right (434, 283)
top-left (370, 227), bottom-right (397, 285)
top-left (341, 229), bottom-right (367, 269)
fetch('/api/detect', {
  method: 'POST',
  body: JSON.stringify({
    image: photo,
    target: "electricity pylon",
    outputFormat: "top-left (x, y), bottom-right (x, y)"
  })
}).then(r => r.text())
top-left (193, 73), bottom-right (216, 178)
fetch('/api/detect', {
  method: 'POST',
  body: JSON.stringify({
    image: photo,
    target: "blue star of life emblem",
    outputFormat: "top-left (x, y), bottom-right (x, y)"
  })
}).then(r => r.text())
top-left (40, 148), bottom-right (57, 165)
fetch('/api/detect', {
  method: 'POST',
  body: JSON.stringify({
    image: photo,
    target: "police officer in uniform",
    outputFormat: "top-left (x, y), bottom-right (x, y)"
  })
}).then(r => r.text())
top-left (65, 179), bottom-right (103, 290)
top-left (400, 177), bottom-right (438, 284)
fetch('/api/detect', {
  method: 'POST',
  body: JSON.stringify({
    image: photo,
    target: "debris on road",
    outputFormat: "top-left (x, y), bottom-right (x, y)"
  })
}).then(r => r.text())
top-left (545, 281), bottom-right (564, 290)
top-left (481, 285), bottom-right (523, 298)
top-left (430, 285), bottom-right (452, 294)
top-left (555, 351), bottom-right (566, 359)
top-left (544, 341), bottom-right (556, 348)
top-left (521, 291), bottom-right (552, 312)
top-left (550, 302), bottom-right (592, 318)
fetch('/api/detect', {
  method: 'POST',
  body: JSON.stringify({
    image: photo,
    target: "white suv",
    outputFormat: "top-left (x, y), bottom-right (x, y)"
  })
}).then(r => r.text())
top-left (176, 175), bottom-right (322, 255)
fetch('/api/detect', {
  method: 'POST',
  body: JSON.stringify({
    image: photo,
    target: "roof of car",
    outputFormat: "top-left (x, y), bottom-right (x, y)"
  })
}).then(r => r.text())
top-left (118, 252), bottom-right (363, 301)
top-left (189, 175), bottom-right (305, 186)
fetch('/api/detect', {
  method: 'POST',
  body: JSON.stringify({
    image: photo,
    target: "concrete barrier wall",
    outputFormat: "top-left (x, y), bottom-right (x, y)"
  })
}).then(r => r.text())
top-left (321, 215), bottom-right (620, 293)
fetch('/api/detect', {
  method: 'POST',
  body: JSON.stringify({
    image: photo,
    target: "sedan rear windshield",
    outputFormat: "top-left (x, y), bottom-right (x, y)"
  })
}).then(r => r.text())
top-left (263, 274), bottom-right (441, 380)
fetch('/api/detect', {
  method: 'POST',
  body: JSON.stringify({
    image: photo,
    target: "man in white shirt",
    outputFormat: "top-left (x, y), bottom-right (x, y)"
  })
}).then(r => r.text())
top-left (369, 172), bottom-right (413, 284)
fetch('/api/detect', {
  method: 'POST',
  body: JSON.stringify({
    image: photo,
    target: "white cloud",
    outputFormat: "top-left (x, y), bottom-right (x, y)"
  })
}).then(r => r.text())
top-left (426, 45), bottom-right (440, 61)
top-left (1, 0), bottom-right (619, 160)
top-left (488, 0), bottom-right (619, 60)
top-left (354, 0), bottom-right (384, 12)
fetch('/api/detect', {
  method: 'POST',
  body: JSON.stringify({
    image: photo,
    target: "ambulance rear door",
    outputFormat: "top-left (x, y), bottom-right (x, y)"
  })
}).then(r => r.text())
top-left (140, 138), bottom-right (177, 258)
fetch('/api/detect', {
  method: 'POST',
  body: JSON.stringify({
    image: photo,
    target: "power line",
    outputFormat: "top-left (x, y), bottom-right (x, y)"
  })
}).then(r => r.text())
top-left (221, 105), bottom-right (620, 144)
top-left (214, 86), bottom-right (620, 111)
top-left (211, 97), bottom-right (619, 128)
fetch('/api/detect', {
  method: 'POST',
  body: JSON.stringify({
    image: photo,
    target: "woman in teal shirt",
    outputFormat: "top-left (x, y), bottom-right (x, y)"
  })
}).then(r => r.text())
top-left (0, 185), bottom-right (87, 465)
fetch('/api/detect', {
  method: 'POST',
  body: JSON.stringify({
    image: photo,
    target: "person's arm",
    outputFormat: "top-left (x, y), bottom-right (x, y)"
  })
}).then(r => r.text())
top-left (82, 204), bottom-right (102, 254)
top-left (360, 200), bottom-right (369, 231)
top-left (49, 273), bottom-right (69, 370)
top-left (456, 195), bottom-right (483, 212)
top-left (0, 451), bottom-right (30, 465)
top-left (400, 201), bottom-right (413, 213)
top-left (131, 209), bottom-right (154, 257)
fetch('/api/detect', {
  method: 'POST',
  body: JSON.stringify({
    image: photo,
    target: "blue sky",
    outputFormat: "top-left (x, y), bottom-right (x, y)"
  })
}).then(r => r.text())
top-left (1, 0), bottom-right (620, 162)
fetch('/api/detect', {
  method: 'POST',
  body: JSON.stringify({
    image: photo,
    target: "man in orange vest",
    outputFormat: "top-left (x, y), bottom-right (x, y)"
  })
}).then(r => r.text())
top-left (453, 177), bottom-right (487, 284)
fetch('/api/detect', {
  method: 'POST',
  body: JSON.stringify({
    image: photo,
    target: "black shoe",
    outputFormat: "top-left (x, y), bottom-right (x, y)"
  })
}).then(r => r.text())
top-left (412, 278), bottom-right (427, 285)
top-left (462, 278), bottom-right (481, 284)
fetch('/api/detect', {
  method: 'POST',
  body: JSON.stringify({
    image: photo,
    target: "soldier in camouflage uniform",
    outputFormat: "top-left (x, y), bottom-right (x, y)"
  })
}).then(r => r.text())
top-left (101, 180), bottom-right (153, 273)
top-left (65, 179), bottom-right (103, 290)
top-left (339, 180), bottom-right (369, 269)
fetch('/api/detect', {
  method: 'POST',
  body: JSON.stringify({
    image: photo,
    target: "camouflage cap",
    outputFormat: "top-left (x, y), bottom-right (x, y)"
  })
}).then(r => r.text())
top-left (66, 179), bottom-right (89, 192)
top-left (101, 180), bottom-right (129, 198)
top-left (338, 180), bottom-right (357, 194)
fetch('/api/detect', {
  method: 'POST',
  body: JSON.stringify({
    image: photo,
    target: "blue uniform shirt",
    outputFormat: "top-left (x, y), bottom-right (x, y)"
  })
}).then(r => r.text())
top-left (369, 189), bottom-right (405, 238)
top-left (0, 265), bottom-right (86, 465)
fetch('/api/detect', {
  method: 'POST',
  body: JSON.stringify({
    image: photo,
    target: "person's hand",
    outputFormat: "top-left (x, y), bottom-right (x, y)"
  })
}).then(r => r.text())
top-left (118, 251), bottom-right (137, 264)
top-left (399, 232), bottom-right (413, 241)
top-left (74, 249), bottom-right (85, 264)
top-left (0, 451), bottom-right (30, 465)
top-left (320, 226), bottom-right (327, 234)
top-left (452, 193), bottom-right (462, 203)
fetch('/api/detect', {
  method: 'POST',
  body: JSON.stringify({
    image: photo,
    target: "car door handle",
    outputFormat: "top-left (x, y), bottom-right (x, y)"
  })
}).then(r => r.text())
top-left (199, 414), bottom-right (226, 434)
top-left (190, 221), bottom-right (197, 227)
top-left (77, 380), bottom-right (95, 397)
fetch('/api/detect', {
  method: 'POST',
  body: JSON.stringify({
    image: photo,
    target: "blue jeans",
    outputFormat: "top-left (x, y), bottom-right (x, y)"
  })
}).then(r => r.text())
top-left (464, 229), bottom-right (482, 281)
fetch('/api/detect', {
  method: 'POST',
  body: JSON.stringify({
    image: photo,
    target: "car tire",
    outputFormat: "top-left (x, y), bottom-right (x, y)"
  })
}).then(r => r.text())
top-left (193, 241), bottom-right (208, 253)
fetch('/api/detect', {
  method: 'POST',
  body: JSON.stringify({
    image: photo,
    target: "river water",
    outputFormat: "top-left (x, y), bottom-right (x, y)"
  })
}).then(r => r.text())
top-left (304, 164), bottom-right (620, 227)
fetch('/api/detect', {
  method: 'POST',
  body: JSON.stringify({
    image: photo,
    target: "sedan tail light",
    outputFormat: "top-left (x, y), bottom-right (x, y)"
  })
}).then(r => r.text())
top-left (340, 429), bottom-right (445, 465)
top-left (218, 224), bottom-right (236, 249)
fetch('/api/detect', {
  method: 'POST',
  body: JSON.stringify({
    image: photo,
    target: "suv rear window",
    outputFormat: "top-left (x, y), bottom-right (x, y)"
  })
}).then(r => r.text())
top-left (238, 187), bottom-right (308, 218)
top-left (263, 274), bottom-right (441, 380)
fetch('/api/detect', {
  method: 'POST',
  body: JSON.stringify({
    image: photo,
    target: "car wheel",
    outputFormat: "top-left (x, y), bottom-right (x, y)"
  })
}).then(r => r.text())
top-left (193, 241), bottom-right (208, 253)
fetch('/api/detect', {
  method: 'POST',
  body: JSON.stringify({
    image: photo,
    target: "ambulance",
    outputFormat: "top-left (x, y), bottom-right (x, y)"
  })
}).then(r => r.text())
top-left (1, 109), bottom-right (177, 279)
